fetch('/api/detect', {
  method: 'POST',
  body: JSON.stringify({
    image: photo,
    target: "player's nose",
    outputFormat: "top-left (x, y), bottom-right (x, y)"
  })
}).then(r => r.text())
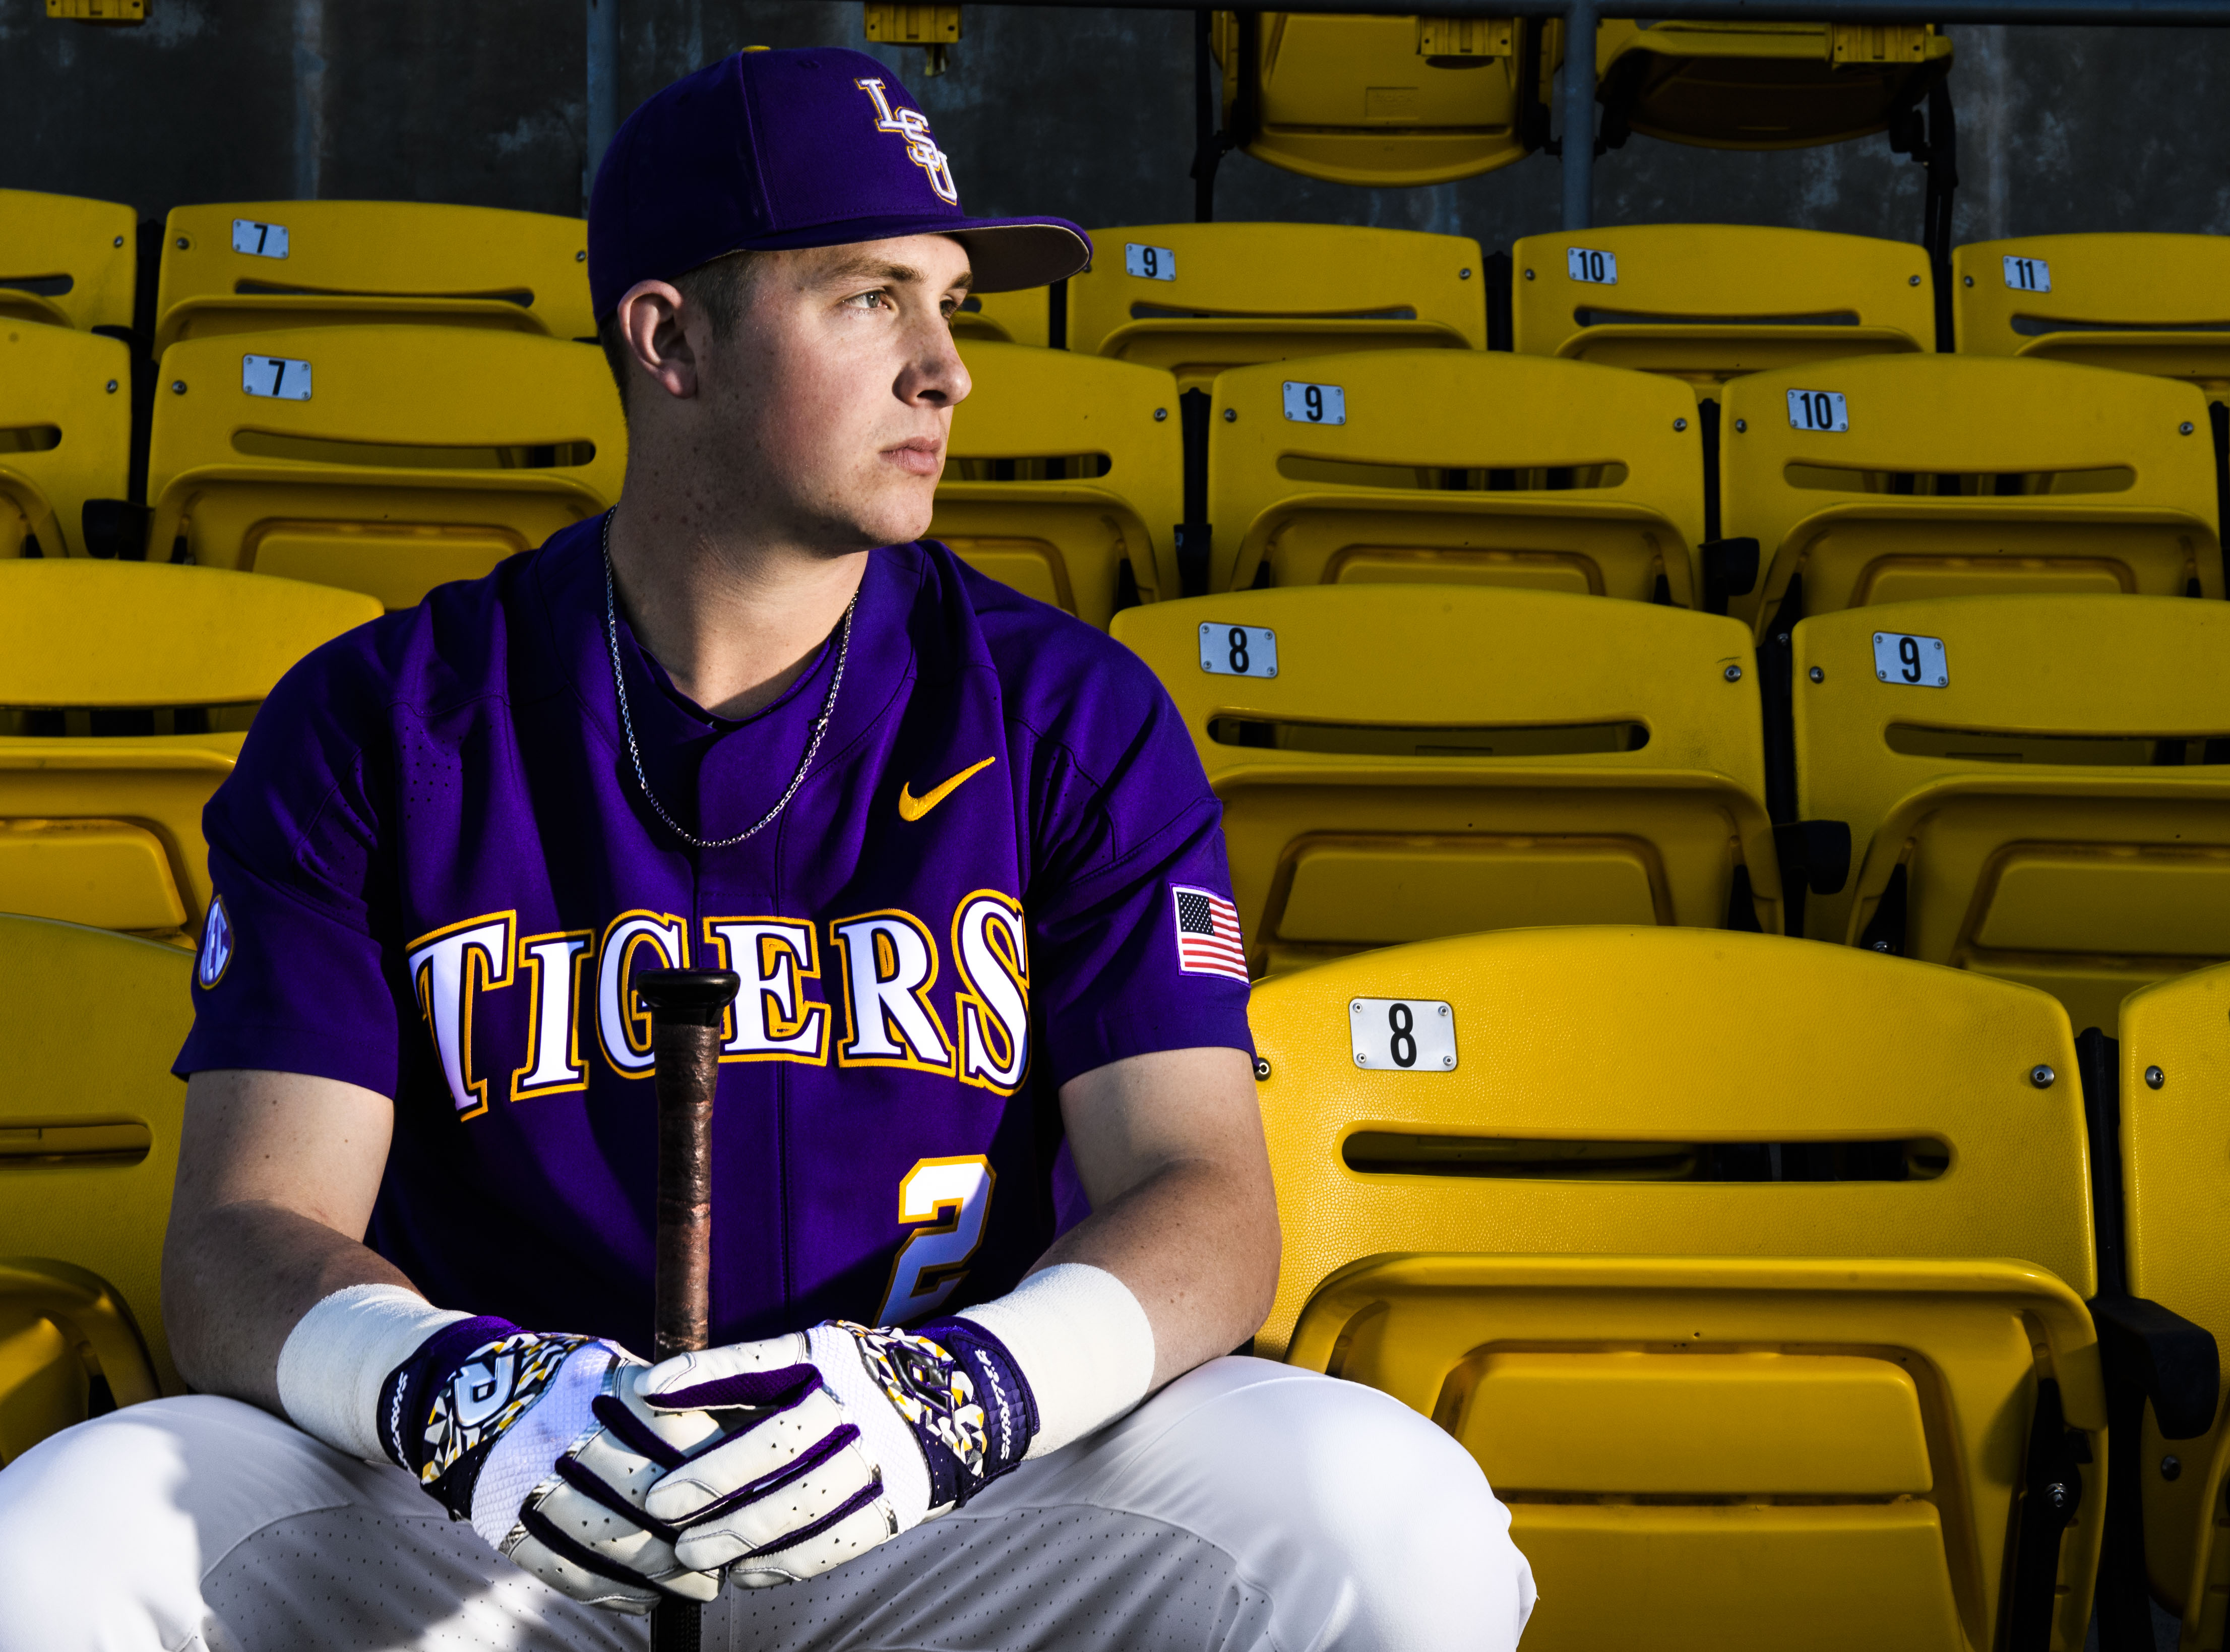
top-left (900, 311), bottom-right (971, 409)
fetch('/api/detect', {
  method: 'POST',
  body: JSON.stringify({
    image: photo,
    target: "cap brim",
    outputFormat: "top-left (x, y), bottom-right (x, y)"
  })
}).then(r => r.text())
top-left (712, 213), bottom-right (1092, 294)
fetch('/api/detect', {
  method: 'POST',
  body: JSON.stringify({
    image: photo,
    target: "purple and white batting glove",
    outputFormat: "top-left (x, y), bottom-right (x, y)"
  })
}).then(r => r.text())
top-left (634, 1317), bottom-right (1037, 1584)
top-left (373, 1316), bottom-right (726, 1611)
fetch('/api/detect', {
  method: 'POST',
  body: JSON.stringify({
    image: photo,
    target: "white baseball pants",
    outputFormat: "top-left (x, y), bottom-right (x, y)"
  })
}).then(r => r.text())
top-left (0, 1355), bottom-right (1536, 1652)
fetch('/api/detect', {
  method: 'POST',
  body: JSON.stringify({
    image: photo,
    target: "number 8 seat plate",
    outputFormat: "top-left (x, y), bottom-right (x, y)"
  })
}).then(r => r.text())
top-left (1349, 998), bottom-right (1458, 1071)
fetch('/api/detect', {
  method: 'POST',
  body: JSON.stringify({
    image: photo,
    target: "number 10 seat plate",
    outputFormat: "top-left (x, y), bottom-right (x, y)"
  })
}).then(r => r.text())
top-left (1349, 997), bottom-right (1458, 1071)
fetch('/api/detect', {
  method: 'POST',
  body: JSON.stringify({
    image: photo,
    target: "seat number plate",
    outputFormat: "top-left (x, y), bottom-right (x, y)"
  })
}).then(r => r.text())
top-left (231, 219), bottom-right (290, 259)
top-left (1124, 242), bottom-right (1175, 281)
top-left (1873, 631), bottom-right (1949, 688)
top-left (242, 354), bottom-right (313, 400)
top-left (1787, 389), bottom-right (1848, 432)
top-left (2002, 255), bottom-right (2052, 293)
top-left (1200, 623), bottom-right (1277, 677)
top-left (1282, 381), bottom-right (1345, 425)
top-left (1566, 246), bottom-right (1617, 285)
top-left (1350, 998), bottom-right (1457, 1071)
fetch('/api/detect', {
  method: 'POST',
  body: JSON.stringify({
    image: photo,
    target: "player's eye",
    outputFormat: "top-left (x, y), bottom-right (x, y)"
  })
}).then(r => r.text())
top-left (845, 288), bottom-right (892, 312)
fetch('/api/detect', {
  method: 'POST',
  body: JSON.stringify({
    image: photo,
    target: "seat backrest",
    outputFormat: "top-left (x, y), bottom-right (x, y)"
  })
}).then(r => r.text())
top-left (1953, 233), bottom-right (2230, 395)
top-left (0, 190), bottom-right (138, 333)
top-left (0, 916), bottom-right (193, 1413)
top-left (154, 201), bottom-right (592, 354)
top-left (1068, 224), bottom-right (1487, 393)
top-left (0, 324), bottom-right (132, 561)
top-left (1212, 12), bottom-right (1554, 187)
top-left (0, 1259), bottom-right (164, 1465)
top-left (1723, 353), bottom-right (2222, 631)
top-left (1205, 348), bottom-right (1706, 600)
top-left (147, 325), bottom-right (624, 608)
top-left (938, 343), bottom-right (1183, 624)
top-left (0, 562), bottom-right (378, 940)
top-left (1113, 586), bottom-right (1777, 973)
top-left (1512, 224), bottom-right (1936, 388)
top-left (1250, 925), bottom-right (2098, 1652)
top-left (2117, 961), bottom-right (2230, 1623)
top-left (1594, 20), bottom-right (1951, 149)
top-left (1248, 925), bottom-right (2091, 1352)
top-left (1793, 595), bottom-right (2230, 1031)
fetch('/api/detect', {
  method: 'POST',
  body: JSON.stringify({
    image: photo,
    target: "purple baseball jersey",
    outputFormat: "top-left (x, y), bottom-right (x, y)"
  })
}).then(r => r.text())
top-left (175, 521), bottom-right (1254, 1357)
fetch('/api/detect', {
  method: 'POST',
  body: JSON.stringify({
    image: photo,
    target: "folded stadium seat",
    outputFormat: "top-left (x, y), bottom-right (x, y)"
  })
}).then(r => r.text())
top-left (949, 288), bottom-right (1051, 347)
top-left (0, 324), bottom-right (131, 560)
top-left (1204, 349), bottom-right (1713, 603)
top-left (2111, 963), bottom-right (2230, 1652)
top-left (0, 189), bottom-right (139, 333)
top-left (1791, 594), bottom-right (2230, 1033)
top-left (1953, 233), bottom-right (2230, 391)
top-left (147, 325), bottom-right (624, 608)
top-left (1207, 12), bottom-right (1557, 186)
top-left (0, 913), bottom-right (192, 1464)
top-left (1510, 224), bottom-right (1937, 391)
top-left (1066, 224), bottom-right (1488, 394)
top-left (1249, 925), bottom-right (2102, 1652)
top-left (151, 201), bottom-right (592, 354)
top-left (938, 342), bottom-right (1182, 625)
top-left (1723, 354), bottom-right (2222, 638)
top-left (1112, 585), bottom-right (1780, 976)
top-left (0, 560), bottom-right (379, 946)
top-left (1594, 21), bottom-right (1951, 150)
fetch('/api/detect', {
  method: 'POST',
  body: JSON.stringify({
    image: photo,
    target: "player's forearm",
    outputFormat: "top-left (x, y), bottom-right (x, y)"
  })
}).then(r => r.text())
top-left (1027, 1153), bottom-right (1279, 1389)
top-left (162, 1197), bottom-right (414, 1410)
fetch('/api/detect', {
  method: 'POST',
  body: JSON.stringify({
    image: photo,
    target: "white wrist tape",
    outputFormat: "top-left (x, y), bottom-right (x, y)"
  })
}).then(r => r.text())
top-left (275, 1282), bottom-right (471, 1463)
top-left (956, 1263), bottom-right (1154, 1459)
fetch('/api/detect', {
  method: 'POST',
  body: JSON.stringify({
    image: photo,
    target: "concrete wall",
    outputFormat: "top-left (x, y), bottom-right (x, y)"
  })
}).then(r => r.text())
top-left (7, 0), bottom-right (2230, 254)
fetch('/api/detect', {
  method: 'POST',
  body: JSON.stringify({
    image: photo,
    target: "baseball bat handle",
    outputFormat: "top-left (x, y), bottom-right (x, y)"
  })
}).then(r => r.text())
top-left (636, 967), bottom-right (738, 1652)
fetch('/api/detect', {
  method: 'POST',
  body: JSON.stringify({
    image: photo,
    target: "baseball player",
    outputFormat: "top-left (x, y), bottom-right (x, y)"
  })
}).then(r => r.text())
top-left (0, 49), bottom-right (1535, 1651)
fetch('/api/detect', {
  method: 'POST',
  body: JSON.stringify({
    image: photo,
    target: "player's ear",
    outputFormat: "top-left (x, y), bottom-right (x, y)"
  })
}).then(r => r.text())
top-left (616, 279), bottom-right (698, 403)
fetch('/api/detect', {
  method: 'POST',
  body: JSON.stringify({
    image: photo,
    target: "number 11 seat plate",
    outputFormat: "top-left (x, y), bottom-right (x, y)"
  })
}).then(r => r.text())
top-left (1349, 997), bottom-right (1458, 1071)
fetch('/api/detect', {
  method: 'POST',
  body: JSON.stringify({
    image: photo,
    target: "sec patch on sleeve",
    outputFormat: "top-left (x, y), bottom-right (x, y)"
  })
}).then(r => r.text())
top-left (196, 894), bottom-right (234, 990)
top-left (1171, 886), bottom-right (1248, 984)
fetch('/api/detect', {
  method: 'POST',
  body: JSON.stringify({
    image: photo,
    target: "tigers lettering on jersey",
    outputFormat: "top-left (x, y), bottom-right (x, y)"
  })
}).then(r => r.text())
top-left (412, 898), bottom-right (1032, 1114)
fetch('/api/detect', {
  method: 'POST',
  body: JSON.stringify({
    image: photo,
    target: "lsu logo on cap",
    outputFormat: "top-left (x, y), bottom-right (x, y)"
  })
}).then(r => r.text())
top-left (197, 894), bottom-right (234, 989)
top-left (854, 78), bottom-right (959, 205)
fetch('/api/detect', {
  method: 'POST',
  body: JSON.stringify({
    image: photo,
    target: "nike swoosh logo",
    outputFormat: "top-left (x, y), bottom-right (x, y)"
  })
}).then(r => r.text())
top-left (898, 756), bottom-right (998, 822)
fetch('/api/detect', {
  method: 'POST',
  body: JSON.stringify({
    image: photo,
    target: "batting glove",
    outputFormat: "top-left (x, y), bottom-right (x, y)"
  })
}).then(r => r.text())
top-left (376, 1316), bottom-right (726, 1611)
top-left (634, 1318), bottom-right (1037, 1584)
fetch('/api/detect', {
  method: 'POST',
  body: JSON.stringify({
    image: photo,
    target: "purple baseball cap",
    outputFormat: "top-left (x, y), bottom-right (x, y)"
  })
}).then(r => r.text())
top-left (589, 47), bottom-right (1091, 319)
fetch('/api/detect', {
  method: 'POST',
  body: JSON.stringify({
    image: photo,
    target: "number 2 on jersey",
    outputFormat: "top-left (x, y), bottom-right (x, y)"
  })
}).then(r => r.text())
top-left (876, 1155), bottom-right (996, 1323)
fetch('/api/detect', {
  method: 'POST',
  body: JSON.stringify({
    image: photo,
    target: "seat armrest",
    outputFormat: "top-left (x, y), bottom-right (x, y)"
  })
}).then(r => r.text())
top-left (2090, 1292), bottom-right (2219, 1440)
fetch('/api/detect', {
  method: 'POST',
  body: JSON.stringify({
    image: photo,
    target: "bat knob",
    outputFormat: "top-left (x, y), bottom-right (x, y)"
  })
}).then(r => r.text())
top-left (635, 968), bottom-right (741, 1027)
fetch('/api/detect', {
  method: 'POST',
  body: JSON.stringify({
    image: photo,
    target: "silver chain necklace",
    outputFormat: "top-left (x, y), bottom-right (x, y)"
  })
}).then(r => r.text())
top-left (600, 510), bottom-right (856, 851)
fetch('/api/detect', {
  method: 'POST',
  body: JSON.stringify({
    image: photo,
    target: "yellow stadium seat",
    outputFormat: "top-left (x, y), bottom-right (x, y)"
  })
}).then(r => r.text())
top-left (148, 325), bottom-right (624, 608)
top-left (0, 560), bottom-right (380, 944)
top-left (152, 201), bottom-right (592, 355)
top-left (2113, 963), bottom-right (2230, 1651)
top-left (1204, 349), bottom-right (1715, 603)
top-left (1250, 925), bottom-right (2102, 1652)
top-left (1511, 224), bottom-right (1936, 389)
top-left (1953, 233), bottom-right (2230, 392)
top-left (1724, 355), bottom-right (2223, 637)
top-left (0, 324), bottom-right (131, 561)
top-left (1792, 595), bottom-right (2230, 1033)
top-left (0, 913), bottom-right (193, 1463)
top-left (0, 190), bottom-right (139, 334)
top-left (1594, 21), bottom-right (1952, 150)
top-left (940, 343), bottom-right (1182, 625)
top-left (1208, 12), bottom-right (1557, 186)
top-left (1067, 224), bottom-right (1487, 393)
top-left (1113, 587), bottom-right (1781, 975)
top-left (950, 288), bottom-right (1052, 347)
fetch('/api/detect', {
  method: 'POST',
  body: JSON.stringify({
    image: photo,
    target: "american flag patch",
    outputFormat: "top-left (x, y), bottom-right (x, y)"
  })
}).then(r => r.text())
top-left (1172, 886), bottom-right (1249, 983)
